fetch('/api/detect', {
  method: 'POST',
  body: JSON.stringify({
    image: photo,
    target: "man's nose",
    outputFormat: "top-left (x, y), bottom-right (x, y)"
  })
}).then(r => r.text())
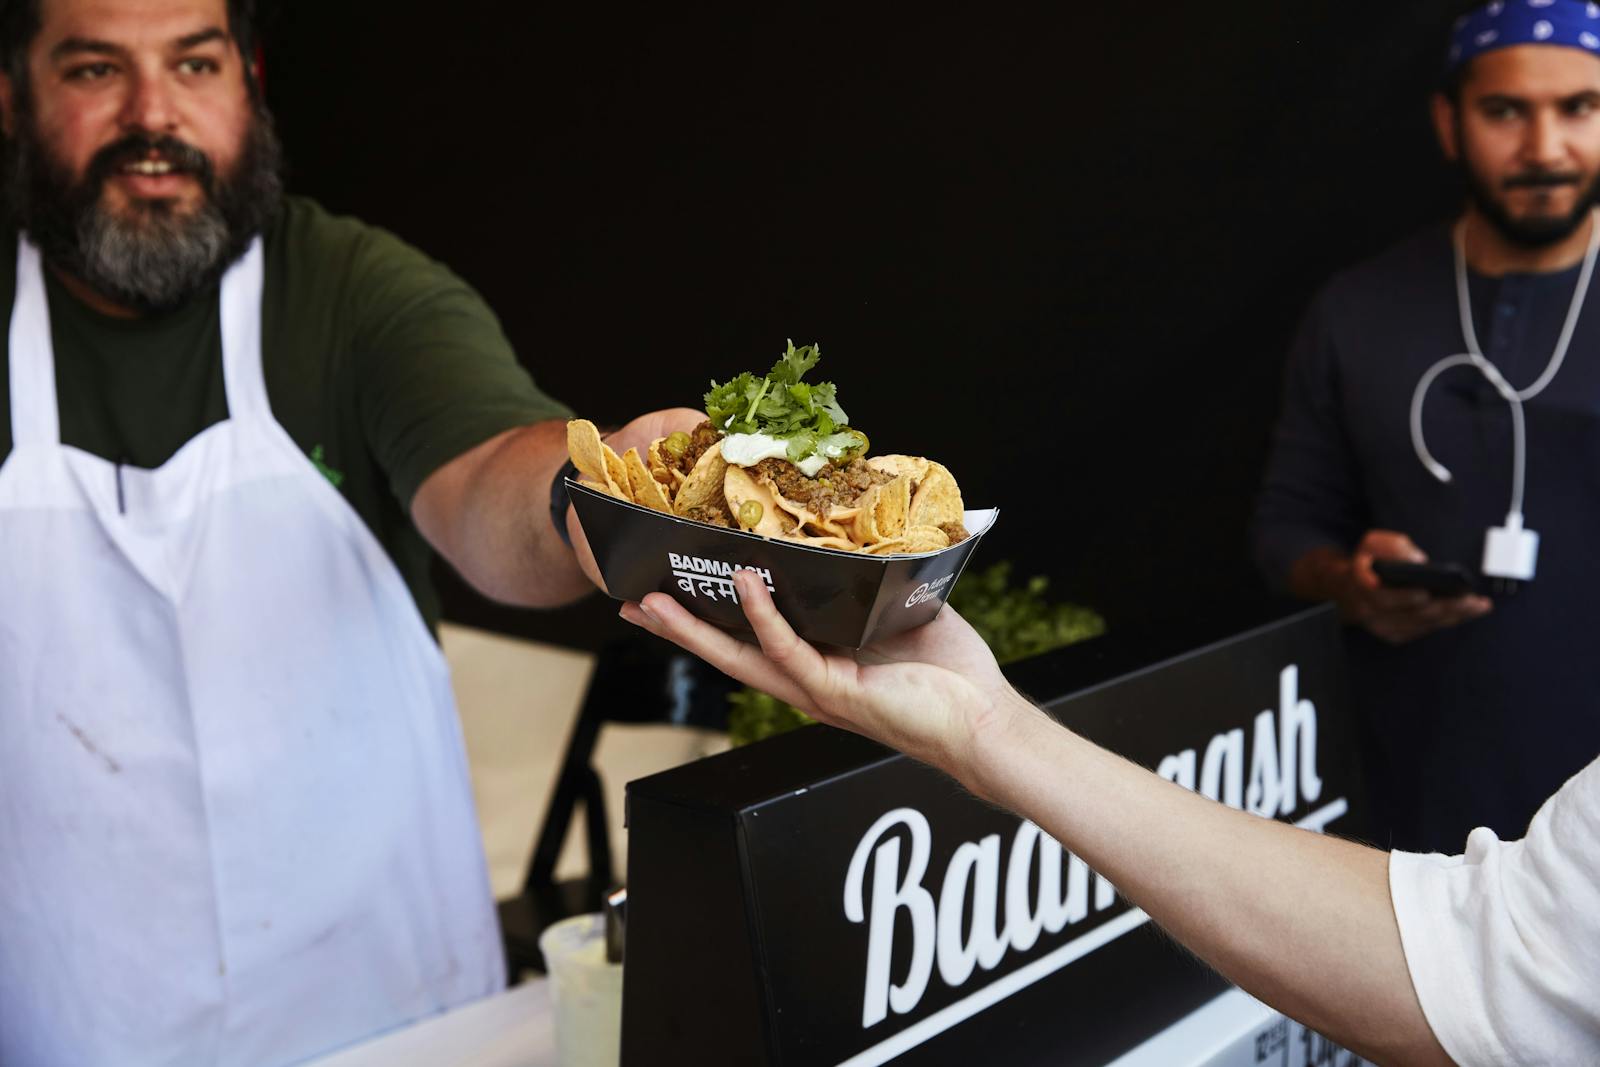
top-left (1522, 109), bottom-right (1567, 170)
top-left (119, 69), bottom-right (178, 133)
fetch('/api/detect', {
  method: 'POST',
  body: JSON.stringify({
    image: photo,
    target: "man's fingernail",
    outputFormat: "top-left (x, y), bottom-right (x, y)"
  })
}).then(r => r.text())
top-left (639, 601), bottom-right (660, 624)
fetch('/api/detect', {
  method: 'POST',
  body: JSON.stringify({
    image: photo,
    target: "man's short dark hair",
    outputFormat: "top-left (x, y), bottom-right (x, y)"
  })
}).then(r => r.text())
top-left (0, 0), bottom-right (263, 105)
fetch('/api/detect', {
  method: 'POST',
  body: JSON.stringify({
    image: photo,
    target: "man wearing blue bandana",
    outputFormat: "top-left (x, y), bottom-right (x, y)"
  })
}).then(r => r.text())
top-left (1253, 0), bottom-right (1600, 855)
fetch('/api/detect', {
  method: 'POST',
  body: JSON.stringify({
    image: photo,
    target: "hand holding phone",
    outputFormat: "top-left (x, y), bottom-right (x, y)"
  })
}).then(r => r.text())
top-left (1336, 530), bottom-right (1493, 644)
top-left (1371, 559), bottom-right (1479, 598)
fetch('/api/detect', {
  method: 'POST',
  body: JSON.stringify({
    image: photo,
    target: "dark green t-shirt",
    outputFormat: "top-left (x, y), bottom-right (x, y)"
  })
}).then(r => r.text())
top-left (0, 196), bottom-right (572, 629)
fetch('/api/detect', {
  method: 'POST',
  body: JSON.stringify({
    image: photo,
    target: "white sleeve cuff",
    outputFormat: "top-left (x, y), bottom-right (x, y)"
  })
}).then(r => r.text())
top-left (1388, 846), bottom-right (1510, 1067)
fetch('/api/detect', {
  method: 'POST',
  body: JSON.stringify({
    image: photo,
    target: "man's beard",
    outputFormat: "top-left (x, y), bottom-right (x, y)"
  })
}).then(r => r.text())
top-left (1458, 152), bottom-right (1600, 251)
top-left (3, 110), bottom-right (283, 314)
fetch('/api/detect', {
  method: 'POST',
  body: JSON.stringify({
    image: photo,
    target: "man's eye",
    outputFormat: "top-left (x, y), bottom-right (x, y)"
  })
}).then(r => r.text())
top-left (1566, 99), bottom-right (1597, 118)
top-left (178, 57), bottom-right (219, 75)
top-left (66, 62), bottom-right (116, 82)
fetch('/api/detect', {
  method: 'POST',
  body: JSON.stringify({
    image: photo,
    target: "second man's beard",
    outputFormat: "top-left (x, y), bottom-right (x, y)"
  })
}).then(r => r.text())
top-left (3, 111), bottom-right (284, 314)
top-left (1462, 160), bottom-right (1600, 251)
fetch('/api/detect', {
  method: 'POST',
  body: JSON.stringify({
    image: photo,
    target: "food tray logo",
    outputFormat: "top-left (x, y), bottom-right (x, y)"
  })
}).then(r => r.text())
top-left (905, 574), bottom-right (956, 609)
top-left (668, 552), bottom-right (776, 603)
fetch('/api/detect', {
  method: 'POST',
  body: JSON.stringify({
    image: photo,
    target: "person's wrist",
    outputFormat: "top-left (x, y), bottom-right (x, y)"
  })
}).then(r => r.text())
top-left (961, 686), bottom-right (1045, 804)
top-left (1289, 546), bottom-right (1353, 603)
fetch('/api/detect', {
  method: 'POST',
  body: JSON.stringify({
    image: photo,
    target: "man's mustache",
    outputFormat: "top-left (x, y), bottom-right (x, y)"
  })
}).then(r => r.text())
top-left (1502, 170), bottom-right (1583, 191)
top-left (85, 133), bottom-right (214, 192)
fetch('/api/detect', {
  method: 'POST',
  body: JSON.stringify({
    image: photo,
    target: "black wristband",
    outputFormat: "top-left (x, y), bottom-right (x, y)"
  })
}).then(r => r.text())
top-left (550, 459), bottom-right (579, 548)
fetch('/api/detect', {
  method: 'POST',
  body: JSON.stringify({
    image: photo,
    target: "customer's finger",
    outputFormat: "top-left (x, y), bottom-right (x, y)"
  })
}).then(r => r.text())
top-left (732, 571), bottom-right (835, 699)
top-left (1371, 592), bottom-right (1432, 614)
top-left (1419, 594), bottom-right (1492, 627)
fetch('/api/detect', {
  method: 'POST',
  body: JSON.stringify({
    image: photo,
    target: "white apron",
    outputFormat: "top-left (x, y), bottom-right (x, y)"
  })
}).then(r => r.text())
top-left (0, 238), bottom-right (504, 1066)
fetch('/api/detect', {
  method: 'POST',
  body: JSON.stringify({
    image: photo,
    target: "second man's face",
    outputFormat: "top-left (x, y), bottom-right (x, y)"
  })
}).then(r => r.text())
top-left (1449, 45), bottom-right (1600, 246)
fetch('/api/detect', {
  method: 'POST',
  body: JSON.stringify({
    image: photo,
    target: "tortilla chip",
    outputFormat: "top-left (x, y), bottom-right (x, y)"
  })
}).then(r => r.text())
top-left (867, 455), bottom-right (931, 485)
top-left (723, 466), bottom-right (794, 536)
top-left (852, 474), bottom-right (911, 545)
top-left (604, 447), bottom-right (631, 503)
top-left (819, 505), bottom-right (861, 541)
top-left (567, 419), bottom-right (628, 499)
top-left (624, 448), bottom-right (673, 513)
top-left (905, 524), bottom-right (952, 551)
top-left (909, 462), bottom-right (963, 529)
top-left (674, 442), bottom-right (728, 516)
top-left (567, 419), bottom-right (610, 485)
top-left (647, 438), bottom-right (676, 495)
top-left (779, 534), bottom-right (860, 552)
top-left (866, 525), bottom-right (950, 556)
top-left (806, 513), bottom-right (856, 540)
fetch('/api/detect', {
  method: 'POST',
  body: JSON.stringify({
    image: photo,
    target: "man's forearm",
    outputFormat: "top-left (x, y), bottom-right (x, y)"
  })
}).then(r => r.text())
top-left (965, 695), bottom-right (1450, 1066)
top-left (1287, 545), bottom-right (1354, 603)
top-left (412, 420), bottom-right (593, 608)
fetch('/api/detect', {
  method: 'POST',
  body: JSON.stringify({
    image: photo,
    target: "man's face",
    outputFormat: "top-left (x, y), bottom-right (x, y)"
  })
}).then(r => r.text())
top-left (1439, 45), bottom-right (1600, 249)
top-left (0, 0), bottom-right (281, 311)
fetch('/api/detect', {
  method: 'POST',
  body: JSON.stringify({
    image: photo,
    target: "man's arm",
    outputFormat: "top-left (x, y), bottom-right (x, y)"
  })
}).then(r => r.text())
top-left (412, 419), bottom-right (590, 608)
top-left (620, 576), bottom-right (1454, 1065)
top-left (970, 701), bottom-right (1451, 1066)
top-left (1251, 290), bottom-right (1369, 590)
top-left (412, 406), bottom-right (704, 607)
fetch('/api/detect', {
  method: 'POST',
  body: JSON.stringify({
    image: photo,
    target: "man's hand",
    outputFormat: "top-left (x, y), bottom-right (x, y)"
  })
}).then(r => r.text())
top-left (618, 570), bottom-right (1022, 780)
top-left (603, 407), bottom-right (705, 468)
top-left (566, 406), bottom-right (703, 592)
top-left (1293, 531), bottom-right (1491, 644)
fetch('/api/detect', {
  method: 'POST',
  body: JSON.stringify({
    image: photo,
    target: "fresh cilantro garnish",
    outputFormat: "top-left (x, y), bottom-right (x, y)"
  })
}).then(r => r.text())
top-left (704, 341), bottom-right (856, 459)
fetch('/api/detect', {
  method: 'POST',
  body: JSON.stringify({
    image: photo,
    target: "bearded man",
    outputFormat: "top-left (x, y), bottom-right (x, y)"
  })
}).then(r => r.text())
top-left (1253, 0), bottom-right (1600, 855)
top-left (0, 0), bottom-right (696, 1063)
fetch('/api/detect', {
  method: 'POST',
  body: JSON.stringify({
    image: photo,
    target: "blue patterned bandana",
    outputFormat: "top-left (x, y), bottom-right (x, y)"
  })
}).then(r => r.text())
top-left (1449, 0), bottom-right (1600, 72)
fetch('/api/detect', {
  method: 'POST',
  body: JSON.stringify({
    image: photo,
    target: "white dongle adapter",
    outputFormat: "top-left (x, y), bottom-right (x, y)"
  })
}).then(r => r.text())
top-left (1482, 513), bottom-right (1539, 582)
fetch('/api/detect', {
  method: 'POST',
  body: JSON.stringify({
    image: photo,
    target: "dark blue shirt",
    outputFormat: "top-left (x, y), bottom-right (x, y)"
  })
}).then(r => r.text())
top-left (1253, 222), bottom-right (1600, 853)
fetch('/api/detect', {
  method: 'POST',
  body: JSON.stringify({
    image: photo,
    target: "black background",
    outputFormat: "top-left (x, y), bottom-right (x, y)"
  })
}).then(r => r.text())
top-left (261, 2), bottom-right (1472, 651)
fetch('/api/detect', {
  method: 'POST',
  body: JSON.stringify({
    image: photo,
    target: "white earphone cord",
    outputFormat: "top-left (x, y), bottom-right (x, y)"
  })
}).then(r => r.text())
top-left (1410, 207), bottom-right (1600, 521)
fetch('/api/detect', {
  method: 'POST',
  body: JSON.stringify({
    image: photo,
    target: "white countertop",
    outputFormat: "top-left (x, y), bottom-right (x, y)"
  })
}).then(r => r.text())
top-left (303, 979), bottom-right (1358, 1067)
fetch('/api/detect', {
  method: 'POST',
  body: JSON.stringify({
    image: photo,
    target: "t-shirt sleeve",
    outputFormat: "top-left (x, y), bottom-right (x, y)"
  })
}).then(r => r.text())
top-left (1387, 757), bottom-right (1600, 1067)
top-left (344, 228), bottom-right (572, 511)
top-left (1249, 286), bottom-right (1369, 590)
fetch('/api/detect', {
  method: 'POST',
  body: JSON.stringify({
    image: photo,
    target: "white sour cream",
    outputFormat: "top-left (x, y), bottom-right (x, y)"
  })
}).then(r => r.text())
top-left (721, 433), bottom-right (829, 476)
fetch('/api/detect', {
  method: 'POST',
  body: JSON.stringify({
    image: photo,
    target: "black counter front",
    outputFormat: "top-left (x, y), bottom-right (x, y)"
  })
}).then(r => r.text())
top-left (622, 604), bottom-right (1365, 1066)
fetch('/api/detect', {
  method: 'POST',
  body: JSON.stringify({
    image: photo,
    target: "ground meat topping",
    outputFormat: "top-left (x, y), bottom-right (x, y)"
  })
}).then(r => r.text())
top-left (670, 420), bottom-right (723, 476)
top-left (751, 457), bottom-right (892, 514)
top-left (939, 521), bottom-right (969, 545)
top-left (684, 500), bottom-right (734, 528)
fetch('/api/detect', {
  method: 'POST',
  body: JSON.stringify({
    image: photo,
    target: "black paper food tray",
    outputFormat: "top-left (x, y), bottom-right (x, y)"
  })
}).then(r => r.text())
top-left (569, 480), bottom-right (998, 648)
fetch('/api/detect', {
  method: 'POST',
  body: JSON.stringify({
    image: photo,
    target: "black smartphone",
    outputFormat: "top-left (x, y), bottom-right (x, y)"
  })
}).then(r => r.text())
top-left (1371, 559), bottom-right (1479, 598)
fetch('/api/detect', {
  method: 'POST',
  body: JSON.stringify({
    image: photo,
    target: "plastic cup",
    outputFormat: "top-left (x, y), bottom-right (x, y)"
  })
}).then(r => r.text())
top-left (539, 913), bottom-right (623, 1067)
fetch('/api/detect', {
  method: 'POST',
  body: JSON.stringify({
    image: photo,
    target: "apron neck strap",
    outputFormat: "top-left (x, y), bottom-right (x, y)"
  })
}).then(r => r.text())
top-left (6, 236), bottom-right (269, 449)
top-left (9, 239), bottom-right (60, 447)
top-left (220, 237), bottom-right (268, 422)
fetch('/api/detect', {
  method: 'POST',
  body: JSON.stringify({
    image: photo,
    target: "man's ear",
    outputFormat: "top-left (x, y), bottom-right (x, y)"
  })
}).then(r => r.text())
top-left (0, 71), bottom-right (15, 139)
top-left (1431, 92), bottom-right (1459, 162)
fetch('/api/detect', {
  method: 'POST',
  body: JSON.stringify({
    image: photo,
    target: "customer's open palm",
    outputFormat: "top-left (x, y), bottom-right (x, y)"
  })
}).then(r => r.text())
top-left (620, 571), bottom-right (1014, 772)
